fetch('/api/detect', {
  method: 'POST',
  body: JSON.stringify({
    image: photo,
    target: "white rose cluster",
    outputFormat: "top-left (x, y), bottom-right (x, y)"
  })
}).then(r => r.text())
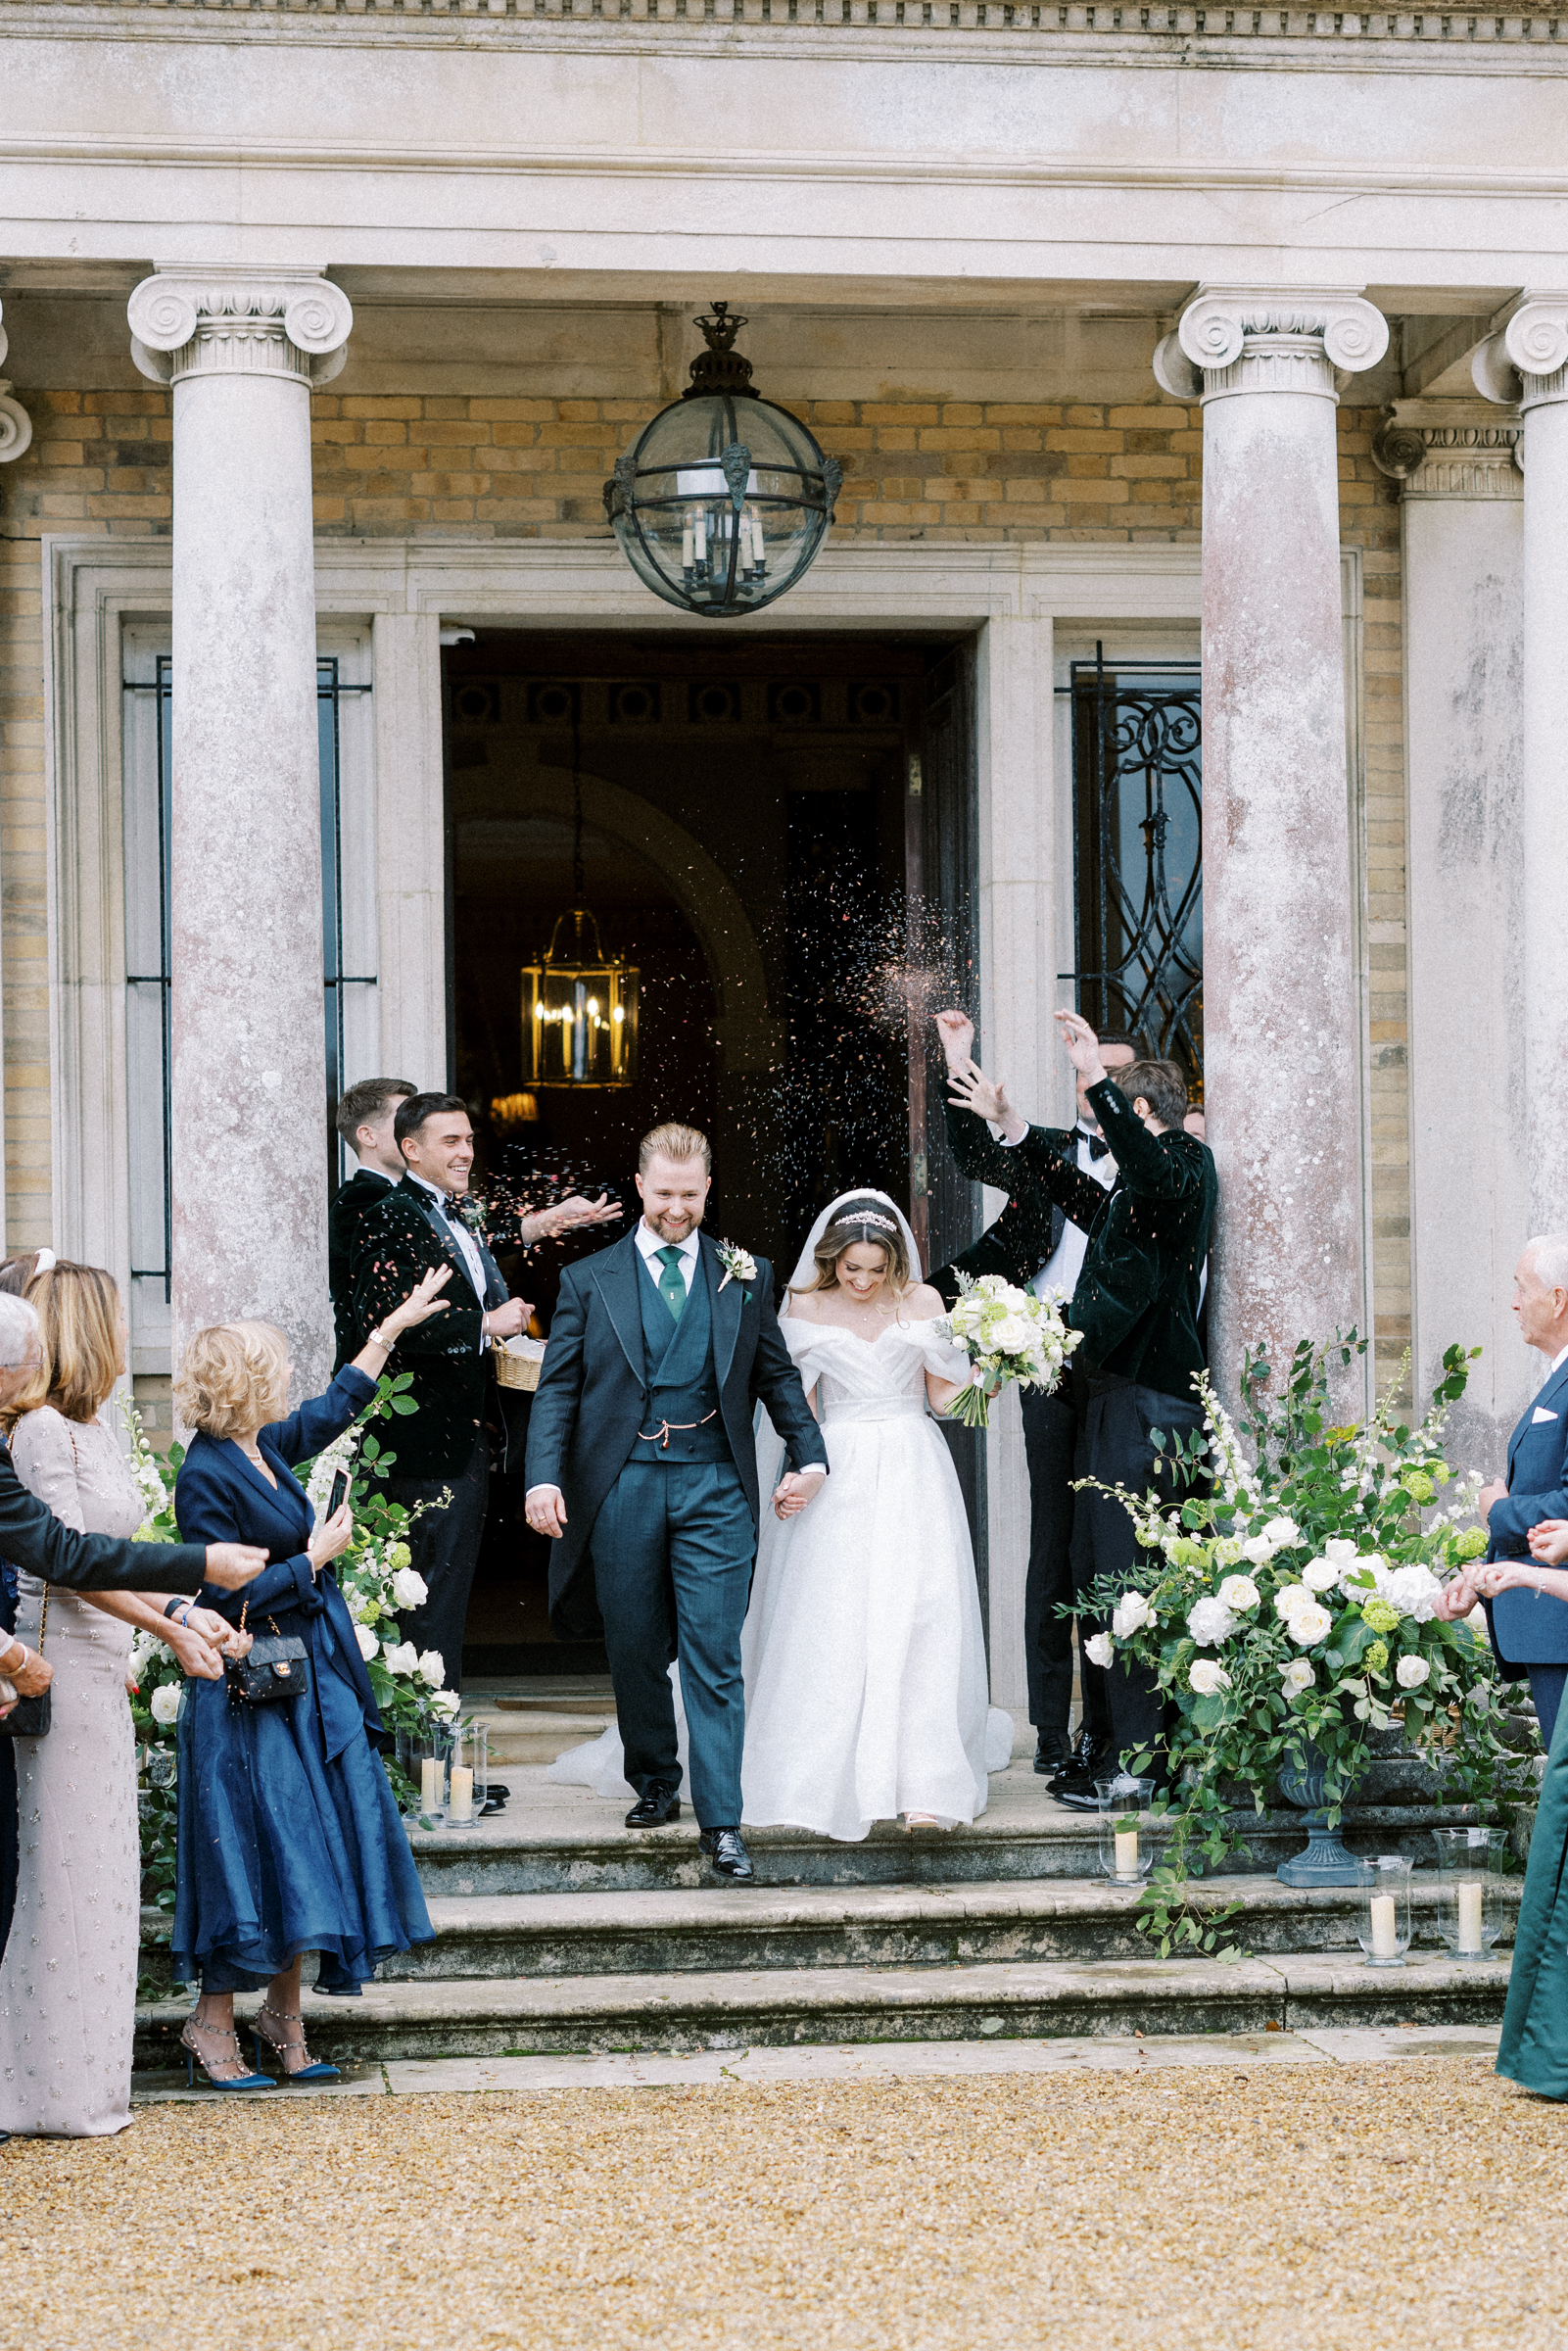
top-left (1274, 1584), bottom-right (1333, 1646)
top-left (943, 1274), bottom-right (1081, 1399)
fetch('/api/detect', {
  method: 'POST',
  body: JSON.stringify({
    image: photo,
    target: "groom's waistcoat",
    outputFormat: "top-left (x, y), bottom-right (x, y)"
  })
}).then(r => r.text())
top-left (633, 1253), bottom-right (733, 1465)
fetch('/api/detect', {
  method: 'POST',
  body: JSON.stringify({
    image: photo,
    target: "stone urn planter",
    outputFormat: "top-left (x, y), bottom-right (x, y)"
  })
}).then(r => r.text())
top-left (1276, 1747), bottom-right (1362, 1887)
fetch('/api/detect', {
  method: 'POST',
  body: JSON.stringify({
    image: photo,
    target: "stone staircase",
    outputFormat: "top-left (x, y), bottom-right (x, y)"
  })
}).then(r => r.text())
top-left (133, 1728), bottom-right (1522, 2072)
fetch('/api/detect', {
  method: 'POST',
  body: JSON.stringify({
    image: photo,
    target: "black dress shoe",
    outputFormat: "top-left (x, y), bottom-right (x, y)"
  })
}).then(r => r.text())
top-left (1051, 1745), bottom-right (1118, 1810)
top-left (1046, 1729), bottom-right (1099, 1797)
top-left (625, 1784), bottom-right (682, 1828)
top-left (699, 1827), bottom-right (755, 1883)
top-left (1032, 1735), bottom-right (1070, 1777)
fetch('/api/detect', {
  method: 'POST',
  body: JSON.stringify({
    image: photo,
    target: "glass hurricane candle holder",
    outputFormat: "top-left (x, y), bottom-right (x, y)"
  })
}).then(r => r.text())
top-left (469, 1720), bottom-right (492, 1815)
top-left (1354, 1854), bottom-right (1414, 1968)
top-left (447, 1720), bottom-right (477, 1830)
top-left (409, 1727), bottom-right (452, 1828)
top-left (1431, 1826), bottom-right (1504, 1959)
top-left (1096, 1775), bottom-right (1157, 1886)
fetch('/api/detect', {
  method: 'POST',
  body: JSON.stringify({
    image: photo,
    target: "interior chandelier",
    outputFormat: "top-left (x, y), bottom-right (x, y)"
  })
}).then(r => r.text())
top-left (603, 302), bottom-right (842, 618)
top-left (520, 756), bottom-right (640, 1089)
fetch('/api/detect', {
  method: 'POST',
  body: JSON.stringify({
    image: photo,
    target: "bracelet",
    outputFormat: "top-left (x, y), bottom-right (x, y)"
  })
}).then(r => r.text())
top-left (367, 1325), bottom-right (393, 1351)
top-left (0, 1635), bottom-right (24, 1672)
top-left (163, 1596), bottom-right (184, 1620)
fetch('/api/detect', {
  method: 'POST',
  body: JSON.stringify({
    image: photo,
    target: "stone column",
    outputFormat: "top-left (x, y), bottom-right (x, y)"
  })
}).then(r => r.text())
top-left (1475, 301), bottom-right (1568, 1238)
top-left (1371, 403), bottom-right (1532, 1463)
top-left (1154, 289), bottom-right (1388, 1404)
top-left (128, 268), bottom-right (353, 1395)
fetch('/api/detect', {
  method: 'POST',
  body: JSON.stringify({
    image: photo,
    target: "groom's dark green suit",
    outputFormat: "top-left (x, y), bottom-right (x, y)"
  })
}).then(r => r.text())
top-left (525, 1225), bottom-right (827, 1827)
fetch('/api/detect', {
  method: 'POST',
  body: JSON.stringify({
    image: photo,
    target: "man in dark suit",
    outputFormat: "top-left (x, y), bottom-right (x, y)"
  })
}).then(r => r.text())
top-left (1441, 1236), bottom-right (1568, 1747)
top-left (927, 1009), bottom-right (1143, 1792)
top-left (946, 1011), bottom-right (1215, 1801)
top-left (330, 1077), bottom-right (416, 1372)
top-left (524, 1122), bottom-right (828, 1883)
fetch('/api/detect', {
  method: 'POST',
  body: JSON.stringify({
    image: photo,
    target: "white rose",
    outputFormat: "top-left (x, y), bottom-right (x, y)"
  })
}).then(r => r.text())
top-left (1262, 1516), bottom-right (1300, 1549)
top-left (429, 1691), bottom-right (459, 1718)
top-left (150, 1683), bottom-right (181, 1726)
top-left (1396, 1654), bottom-right (1431, 1690)
top-left (355, 1621), bottom-right (380, 1662)
top-left (1286, 1600), bottom-right (1332, 1646)
top-left (1280, 1658), bottom-right (1315, 1695)
top-left (390, 1566), bottom-right (429, 1611)
top-left (1216, 1574), bottom-right (1260, 1612)
top-left (1187, 1596), bottom-right (1237, 1648)
top-left (991, 1315), bottom-right (1033, 1355)
top-left (1274, 1583), bottom-right (1311, 1622)
top-left (1084, 1632), bottom-right (1115, 1669)
top-left (417, 1649), bottom-right (446, 1689)
top-left (382, 1640), bottom-right (420, 1677)
top-left (1302, 1559), bottom-right (1340, 1593)
top-left (1323, 1538), bottom-right (1360, 1566)
top-left (1188, 1659), bottom-right (1231, 1696)
top-left (1241, 1535), bottom-right (1276, 1565)
top-left (1111, 1591), bottom-right (1152, 1638)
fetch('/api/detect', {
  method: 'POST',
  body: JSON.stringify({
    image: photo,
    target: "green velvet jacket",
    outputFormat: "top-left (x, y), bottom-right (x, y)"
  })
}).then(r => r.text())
top-left (952, 1078), bottom-right (1215, 1399)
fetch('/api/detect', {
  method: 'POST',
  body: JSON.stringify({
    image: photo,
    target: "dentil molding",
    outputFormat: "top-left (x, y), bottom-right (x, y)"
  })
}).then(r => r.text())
top-left (0, 308), bottom-right (33, 464)
top-left (1472, 296), bottom-right (1568, 418)
top-left (1153, 287), bottom-right (1389, 406)
top-left (1370, 400), bottom-right (1521, 501)
top-left (127, 267), bottom-right (354, 391)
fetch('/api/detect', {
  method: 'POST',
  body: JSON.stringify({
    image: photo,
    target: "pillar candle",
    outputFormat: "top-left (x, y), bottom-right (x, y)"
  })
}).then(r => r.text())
top-left (682, 518), bottom-right (694, 570)
top-left (1369, 1892), bottom-right (1398, 1959)
top-left (450, 1766), bottom-right (474, 1825)
top-left (1115, 1827), bottom-right (1139, 1877)
top-left (1457, 1879), bottom-right (1484, 1952)
top-left (420, 1756), bottom-right (443, 1813)
top-left (750, 507), bottom-right (767, 570)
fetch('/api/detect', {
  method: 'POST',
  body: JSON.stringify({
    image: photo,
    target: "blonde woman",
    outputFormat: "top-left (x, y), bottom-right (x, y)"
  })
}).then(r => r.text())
top-left (740, 1191), bottom-right (1013, 1841)
top-left (0, 1261), bottom-right (243, 2139)
top-left (169, 1272), bottom-right (447, 2089)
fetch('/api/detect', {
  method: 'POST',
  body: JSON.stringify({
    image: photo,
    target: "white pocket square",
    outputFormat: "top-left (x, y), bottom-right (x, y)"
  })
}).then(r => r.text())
top-left (1534, 1406), bottom-right (1560, 1424)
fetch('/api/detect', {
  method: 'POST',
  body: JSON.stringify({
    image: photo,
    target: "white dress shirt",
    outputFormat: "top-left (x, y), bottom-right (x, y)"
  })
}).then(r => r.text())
top-left (997, 1123), bottom-right (1117, 1301)
top-left (636, 1221), bottom-right (701, 1294)
top-left (407, 1174), bottom-right (491, 1350)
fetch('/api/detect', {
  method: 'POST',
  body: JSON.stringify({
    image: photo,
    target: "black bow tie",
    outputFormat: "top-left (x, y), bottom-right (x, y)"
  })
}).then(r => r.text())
top-left (1077, 1128), bottom-right (1111, 1163)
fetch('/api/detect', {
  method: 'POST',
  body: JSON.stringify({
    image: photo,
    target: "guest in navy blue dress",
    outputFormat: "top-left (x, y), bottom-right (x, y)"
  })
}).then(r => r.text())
top-left (170, 1269), bottom-right (451, 2088)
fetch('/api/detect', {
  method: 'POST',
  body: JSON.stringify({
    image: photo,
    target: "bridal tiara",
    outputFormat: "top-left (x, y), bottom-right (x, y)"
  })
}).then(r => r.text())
top-left (831, 1210), bottom-right (900, 1237)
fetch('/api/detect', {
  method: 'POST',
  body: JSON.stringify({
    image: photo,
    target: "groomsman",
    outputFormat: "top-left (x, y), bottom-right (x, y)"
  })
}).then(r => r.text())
top-left (329, 1077), bottom-right (415, 1371)
top-left (929, 1009), bottom-right (1144, 1796)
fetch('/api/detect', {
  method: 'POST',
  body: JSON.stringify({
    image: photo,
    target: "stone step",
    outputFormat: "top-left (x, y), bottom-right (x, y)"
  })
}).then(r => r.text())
top-left (381, 1874), bottom-right (1521, 1984)
top-left (407, 1789), bottom-right (1496, 1897)
top-left (468, 1710), bottom-right (610, 1765)
top-left (133, 1945), bottom-right (1512, 2069)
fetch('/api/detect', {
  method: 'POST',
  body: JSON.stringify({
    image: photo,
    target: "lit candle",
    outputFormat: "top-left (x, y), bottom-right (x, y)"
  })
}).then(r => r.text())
top-left (1457, 1879), bottom-right (1484, 1954)
top-left (1115, 1826), bottom-right (1139, 1878)
top-left (449, 1766), bottom-right (474, 1825)
top-left (1369, 1892), bottom-right (1398, 1959)
top-left (420, 1756), bottom-right (443, 1814)
top-left (682, 517), bottom-right (694, 570)
top-left (694, 507), bottom-right (707, 563)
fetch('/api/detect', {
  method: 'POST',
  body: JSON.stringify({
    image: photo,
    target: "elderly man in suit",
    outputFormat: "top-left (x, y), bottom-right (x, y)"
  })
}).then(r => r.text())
top-left (524, 1123), bottom-right (827, 1883)
top-left (1439, 1235), bottom-right (1568, 1747)
top-left (928, 1008), bottom-right (1144, 1796)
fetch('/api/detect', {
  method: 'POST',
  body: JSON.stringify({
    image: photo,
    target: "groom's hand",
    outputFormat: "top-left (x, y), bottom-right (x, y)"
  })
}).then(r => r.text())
top-left (772, 1468), bottom-right (826, 1521)
top-left (525, 1484), bottom-right (568, 1538)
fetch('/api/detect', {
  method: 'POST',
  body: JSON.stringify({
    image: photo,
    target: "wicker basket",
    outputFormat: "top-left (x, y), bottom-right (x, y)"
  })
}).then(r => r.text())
top-left (494, 1343), bottom-right (545, 1393)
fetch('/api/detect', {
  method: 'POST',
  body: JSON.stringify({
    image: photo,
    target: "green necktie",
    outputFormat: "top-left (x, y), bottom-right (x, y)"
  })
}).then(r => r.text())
top-left (656, 1245), bottom-right (687, 1324)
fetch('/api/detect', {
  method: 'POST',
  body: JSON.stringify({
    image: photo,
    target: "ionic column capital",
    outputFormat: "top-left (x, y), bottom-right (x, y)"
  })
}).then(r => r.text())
top-left (127, 267), bottom-right (354, 392)
top-left (1473, 296), bottom-right (1568, 416)
top-left (1153, 286), bottom-right (1389, 406)
top-left (1370, 400), bottom-right (1522, 501)
top-left (0, 307), bottom-right (33, 464)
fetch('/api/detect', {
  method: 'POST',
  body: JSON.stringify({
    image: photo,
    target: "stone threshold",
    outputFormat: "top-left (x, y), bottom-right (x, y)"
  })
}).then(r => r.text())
top-left (129, 2020), bottom-right (1504, 2104)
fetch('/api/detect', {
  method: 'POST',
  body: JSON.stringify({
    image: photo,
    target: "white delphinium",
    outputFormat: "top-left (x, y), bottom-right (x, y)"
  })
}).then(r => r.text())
top-left (1111, 1591), bottom-right (1152, 1639)
top-left (1280, 1658), bottom-right (1315, 1696)
top-left (307, 1427), bottom-right (360, 1522)
top-left (1188, 1659), bottom-right (1231, 1696)
top-left (1187, 1596), bottom-right (1237, 1648)
top-left (150, 1683), bottom-right (181, 1726)
top-left (1216, 1574), bottom-right (1260, 1612)
top-left (1084, 1632), bottom-right (1115, 1669)
top-left (1396, 1655), bottom-right (1431, 1689)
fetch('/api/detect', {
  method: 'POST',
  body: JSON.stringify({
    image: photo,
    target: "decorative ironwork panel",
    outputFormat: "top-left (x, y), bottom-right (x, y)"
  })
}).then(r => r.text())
top-left (1069, 654), bottom-right (1203, 1094)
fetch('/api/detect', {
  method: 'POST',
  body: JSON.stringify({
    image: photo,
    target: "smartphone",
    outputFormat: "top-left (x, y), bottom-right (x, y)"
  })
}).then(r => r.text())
top-left (327, 1468), bottom-right (352, 1517)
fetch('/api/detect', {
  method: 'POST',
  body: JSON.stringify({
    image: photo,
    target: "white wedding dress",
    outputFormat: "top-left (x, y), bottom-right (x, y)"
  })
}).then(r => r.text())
top-left (546, 1190), bottom-right (1014, 1840)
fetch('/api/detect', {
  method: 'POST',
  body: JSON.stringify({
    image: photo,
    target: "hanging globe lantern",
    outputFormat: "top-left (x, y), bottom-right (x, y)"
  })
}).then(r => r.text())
top-left (603, 302), bottom-right (842, 618)
top-left (520, 763), bottom-right (640, 1089)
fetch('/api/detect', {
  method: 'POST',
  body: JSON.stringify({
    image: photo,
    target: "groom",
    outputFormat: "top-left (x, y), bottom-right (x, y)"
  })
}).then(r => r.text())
top-left (524, 1122), bottom-right (829, 1883)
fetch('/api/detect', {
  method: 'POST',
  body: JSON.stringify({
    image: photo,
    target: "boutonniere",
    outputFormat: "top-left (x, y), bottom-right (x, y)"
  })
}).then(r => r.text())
top-left (715, 1239), bottom-right (757, 1296)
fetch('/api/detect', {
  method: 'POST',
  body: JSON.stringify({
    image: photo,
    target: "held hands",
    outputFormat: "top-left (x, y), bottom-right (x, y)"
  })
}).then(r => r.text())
top-left (1528, 1519), bottom-right (1568, 1567)
top-left (1054, 1009), bottom-right (1107, 1086)
top-left (1433, 1569), bottom-right (1483, 1620)
top-left (308, 1503), bottom-right (354, 1578)
top-left (166, 1620), bottom-right (225, 1682)
top-left (203, 1544), bottom-right (269, 1591)
top-left (772, 1470), bottom-right (825, 1521)
top-left (484, 1297), bottom-right (533, 1342)
top-left (183, 1606), bottom-right (253, 1659)
top-left (526, 1485), bottom-right (568, 1539)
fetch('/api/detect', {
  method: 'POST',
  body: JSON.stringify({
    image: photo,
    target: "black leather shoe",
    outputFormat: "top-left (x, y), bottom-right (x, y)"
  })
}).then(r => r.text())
top-left (1046, 1729), bottom-right (1099, 1798)
top-left (1052, 1745), bottom-right (1118, 1810)
top-left (1032, 1735), bottom-right (1070, 1776)
top-left (625, 1784), bottom-right (682, 1828)
top-left (699, 1827), bottom-right (755, 1883)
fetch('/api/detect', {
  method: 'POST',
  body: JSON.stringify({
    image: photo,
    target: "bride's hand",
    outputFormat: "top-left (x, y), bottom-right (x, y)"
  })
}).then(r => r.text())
top-left (773, 1470), bottom-right (825, 1521)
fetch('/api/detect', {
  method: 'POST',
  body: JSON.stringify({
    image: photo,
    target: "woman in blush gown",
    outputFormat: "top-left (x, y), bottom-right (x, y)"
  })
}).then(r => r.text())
top-left (548, 1191), bottom-right (1012, 1838)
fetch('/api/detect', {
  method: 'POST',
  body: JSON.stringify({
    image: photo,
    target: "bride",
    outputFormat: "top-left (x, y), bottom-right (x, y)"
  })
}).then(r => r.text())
top-left (548, 1190), bottom-right (1012, 1841)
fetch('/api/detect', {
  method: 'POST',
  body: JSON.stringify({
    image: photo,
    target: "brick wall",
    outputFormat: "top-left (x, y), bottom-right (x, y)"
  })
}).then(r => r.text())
top-left (0, 384), bottom-right (1410, 1392)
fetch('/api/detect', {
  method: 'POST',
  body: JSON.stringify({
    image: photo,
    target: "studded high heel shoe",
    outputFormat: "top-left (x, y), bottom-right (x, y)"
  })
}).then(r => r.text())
top-left (252, 2001), bottom-right (342, 2084)
top-left (180, 2021), bottom-right (274, 2092)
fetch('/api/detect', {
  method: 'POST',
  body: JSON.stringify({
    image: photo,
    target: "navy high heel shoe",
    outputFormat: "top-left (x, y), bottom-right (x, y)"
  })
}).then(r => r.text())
top-left (253, 2001), bottom-right (342, 2084)
top-left (180, 2022), bottom-right (274, 2092)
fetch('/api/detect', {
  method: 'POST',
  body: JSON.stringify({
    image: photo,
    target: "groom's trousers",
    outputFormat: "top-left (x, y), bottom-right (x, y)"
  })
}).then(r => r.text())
top-left (592, 1456), bottom-right (755, 1829)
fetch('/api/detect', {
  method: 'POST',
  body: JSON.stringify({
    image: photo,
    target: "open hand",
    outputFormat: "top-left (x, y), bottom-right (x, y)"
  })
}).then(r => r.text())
top-left (946, 1060), bottom-right (1017, 1130)
top-left (934, 1009), bottom-right (975, 1071)
top-left (1054, 1009), bottom-right (1107, 1084)
top-left (530, 1193), bottom-right (625, 1242)
top-left (384, 1265), bottom-right (452, 1338)
top-left (308, 1503), bottom-right (354, 1576)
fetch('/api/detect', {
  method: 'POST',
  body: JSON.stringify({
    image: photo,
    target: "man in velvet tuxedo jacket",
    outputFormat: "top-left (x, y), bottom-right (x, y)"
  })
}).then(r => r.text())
top-left (329, 1077), bottom-right (415, 1373)
top-left (524, 1124), bottom-right (827, 1881)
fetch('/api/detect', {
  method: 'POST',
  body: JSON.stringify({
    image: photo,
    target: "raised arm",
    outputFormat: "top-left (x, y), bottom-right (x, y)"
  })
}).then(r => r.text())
top-left (1085, 1079), bottom-right (1207, 1200)
top-left (353, 1208), bottom-right (487, 1358)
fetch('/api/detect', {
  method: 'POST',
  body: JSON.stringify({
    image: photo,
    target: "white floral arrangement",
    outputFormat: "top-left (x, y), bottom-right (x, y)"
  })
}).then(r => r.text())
top-left (938, 1271), bottom-right (1083, 1430)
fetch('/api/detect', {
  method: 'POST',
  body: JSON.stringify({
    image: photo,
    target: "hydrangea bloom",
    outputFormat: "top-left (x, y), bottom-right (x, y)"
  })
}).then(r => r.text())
top-left (1360, 1597), bottom-right (1401, 1634)
top-left (1365, 1638), bottom-right (1390, 1676)
top-left (1187, 1596), bottom-right (1238, 1648)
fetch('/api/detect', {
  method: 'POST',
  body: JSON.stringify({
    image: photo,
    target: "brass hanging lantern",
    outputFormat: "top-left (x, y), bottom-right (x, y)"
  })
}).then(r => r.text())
top-left (521, 754), bottom-right (639, 1088)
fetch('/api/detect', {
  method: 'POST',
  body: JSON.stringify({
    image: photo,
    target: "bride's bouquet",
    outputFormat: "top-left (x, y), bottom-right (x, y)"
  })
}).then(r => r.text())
top-left (939, 1272), bottom-right (1082, 1430)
